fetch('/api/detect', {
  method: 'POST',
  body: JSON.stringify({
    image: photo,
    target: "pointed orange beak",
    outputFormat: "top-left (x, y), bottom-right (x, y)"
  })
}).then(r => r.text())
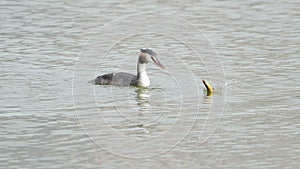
top-left (151, 56), bottom-right (166, 70)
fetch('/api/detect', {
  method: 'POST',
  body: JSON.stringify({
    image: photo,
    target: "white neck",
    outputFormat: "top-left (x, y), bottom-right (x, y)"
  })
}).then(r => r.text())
top-left (137, 62), bottom-right (150, 87)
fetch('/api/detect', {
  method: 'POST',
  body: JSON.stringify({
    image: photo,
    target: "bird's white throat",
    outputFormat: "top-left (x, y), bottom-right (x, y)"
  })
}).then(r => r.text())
top-left (137, 63), bottom-right (150, 87)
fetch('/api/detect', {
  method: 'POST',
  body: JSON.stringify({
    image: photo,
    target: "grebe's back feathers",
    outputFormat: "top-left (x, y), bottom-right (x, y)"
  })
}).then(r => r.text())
top-left (92, 72), bottom-right (137, 86)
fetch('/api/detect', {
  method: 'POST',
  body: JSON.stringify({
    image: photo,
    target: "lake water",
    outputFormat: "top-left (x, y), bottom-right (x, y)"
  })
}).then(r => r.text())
top-left (1, 1), bottom-right (299, 168)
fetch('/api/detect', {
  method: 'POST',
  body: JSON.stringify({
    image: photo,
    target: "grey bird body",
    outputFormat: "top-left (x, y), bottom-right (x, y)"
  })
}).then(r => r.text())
top-left (90, 48), bottom-right (165, 87)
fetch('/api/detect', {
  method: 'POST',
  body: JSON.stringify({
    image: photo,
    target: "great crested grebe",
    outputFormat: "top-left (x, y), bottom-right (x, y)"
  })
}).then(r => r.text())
top-left (90, 48), bottom-right (165, 87)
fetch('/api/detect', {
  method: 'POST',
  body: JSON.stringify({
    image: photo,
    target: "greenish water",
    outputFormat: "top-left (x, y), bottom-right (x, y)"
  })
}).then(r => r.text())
top-left (1, 1), bottom-right (299, 168)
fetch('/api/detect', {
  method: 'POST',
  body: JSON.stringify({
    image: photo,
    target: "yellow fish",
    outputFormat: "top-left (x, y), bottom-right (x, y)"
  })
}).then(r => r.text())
top-left (202, 80), bottom-right (213, 96)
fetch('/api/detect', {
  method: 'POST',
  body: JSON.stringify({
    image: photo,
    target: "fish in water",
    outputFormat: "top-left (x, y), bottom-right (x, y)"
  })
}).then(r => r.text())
top-left (202, 79), bottom-right (213, 96)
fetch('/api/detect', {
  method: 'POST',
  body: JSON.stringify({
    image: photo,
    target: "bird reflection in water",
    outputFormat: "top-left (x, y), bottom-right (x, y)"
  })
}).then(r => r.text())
top-left (135, 87), bottom-right (151, 108)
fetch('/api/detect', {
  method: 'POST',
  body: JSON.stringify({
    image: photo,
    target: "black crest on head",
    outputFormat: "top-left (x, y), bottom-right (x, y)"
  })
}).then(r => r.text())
top-left (140, 48), bottom-right (157, 56)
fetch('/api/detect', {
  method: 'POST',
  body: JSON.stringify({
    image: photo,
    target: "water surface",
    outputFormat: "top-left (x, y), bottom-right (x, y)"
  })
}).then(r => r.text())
top-left (1, 0), bottom-right (299, 168)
